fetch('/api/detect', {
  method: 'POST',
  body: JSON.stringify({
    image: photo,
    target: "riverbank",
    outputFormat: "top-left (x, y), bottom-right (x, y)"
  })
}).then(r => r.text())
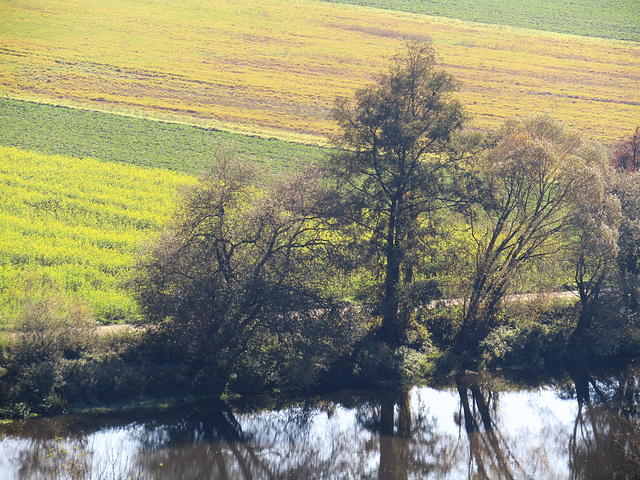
top-left (2, 289), bottom-right (639, 420)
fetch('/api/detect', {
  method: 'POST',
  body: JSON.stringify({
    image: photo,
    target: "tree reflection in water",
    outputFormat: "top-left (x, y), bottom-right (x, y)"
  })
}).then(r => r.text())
top-left (357, 389), bottom-right (455, 479)
top-left (0, 415), bottom-right (147, 480)
top-left (130, 392), bottom-right (458, 480)
top-left (568, 366), bottom-right (640, 479)
top-left (454, 374), bottom-right (542, 479)
top-left (2, 366), bottom-right (640, 479)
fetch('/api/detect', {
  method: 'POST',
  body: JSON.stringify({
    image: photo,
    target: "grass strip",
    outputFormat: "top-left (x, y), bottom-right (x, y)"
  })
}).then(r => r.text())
top-left (319, 0), bottom-right (640, 42)
top-left (0, 98), bottom-right (329, 176)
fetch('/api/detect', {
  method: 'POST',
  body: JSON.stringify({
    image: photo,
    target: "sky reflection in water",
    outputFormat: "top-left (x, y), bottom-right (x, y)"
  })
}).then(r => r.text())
top-left (1, 368), bottom-right (639, 479)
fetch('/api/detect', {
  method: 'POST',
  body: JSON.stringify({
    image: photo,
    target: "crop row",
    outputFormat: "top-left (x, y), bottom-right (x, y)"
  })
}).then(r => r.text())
top-left (0, 146), bottom-right (194, 323)
top-left (1, 0), bottom-right (637, 145)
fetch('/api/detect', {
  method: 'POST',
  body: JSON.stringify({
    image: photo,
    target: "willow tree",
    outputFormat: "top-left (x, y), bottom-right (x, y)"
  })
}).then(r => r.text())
top-left (566, 154), bottom-right (620, 335)
top-left (614, 171), bottom-right (640, 310)
top-left (458, 114), bottom-right (613, 352)
top-left (330, 41), bottom-right (466, 347)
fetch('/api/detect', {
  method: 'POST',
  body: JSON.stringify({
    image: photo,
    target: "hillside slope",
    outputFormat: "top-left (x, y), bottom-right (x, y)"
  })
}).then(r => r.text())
top-left (1, 0), bottom-right (638, 145)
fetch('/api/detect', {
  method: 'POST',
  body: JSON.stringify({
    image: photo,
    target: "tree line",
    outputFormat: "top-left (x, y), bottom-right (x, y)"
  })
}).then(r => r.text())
top-left (2, 42), bottom-right (640, 415)
top-left (131, 41), bottom-right (640, 393)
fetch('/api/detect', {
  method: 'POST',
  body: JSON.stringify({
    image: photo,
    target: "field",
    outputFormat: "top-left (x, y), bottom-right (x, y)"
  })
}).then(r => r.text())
top-left (1, 0), bottom-right (639, 324)
top-left (1, 0), bottom-right (638, 146)
top-left (0, 98), bottom-right (328, 176)
top-left (0, 146), bottom-right (194, 323)
top-left (320, 0), bottom-right (640, 42)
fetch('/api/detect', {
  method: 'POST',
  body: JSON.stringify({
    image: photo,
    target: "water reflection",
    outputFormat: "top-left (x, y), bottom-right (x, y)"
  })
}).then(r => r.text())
top-left (455, 375), bottom-right (519, 479)
top-left (568, 368), bottom-right (640, 479)
top-left (2, 365), bottom-right (640, 479)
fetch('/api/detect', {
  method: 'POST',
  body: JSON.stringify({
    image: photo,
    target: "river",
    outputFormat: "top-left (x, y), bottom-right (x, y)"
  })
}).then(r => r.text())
top-left (1, 363), bottom-right (639, 479)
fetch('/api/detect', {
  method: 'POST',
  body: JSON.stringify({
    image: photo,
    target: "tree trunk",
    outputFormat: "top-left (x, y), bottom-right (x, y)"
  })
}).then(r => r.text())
top-left (622, 252), bottom-right (639, 310)
top-left (576, 305), bottom-right (592, 337)
top-left (381, 207), bottom-right (402, 346)
top-left (458, 275), bottom-right (486, 354)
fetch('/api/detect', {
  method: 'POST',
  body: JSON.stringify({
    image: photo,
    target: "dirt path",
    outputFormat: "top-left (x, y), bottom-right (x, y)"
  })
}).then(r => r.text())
top-left (96, 323), bottom-right (144, 336)
top-left (426, 290), bottom-right (578, 309)
top-left (94, 291), bottom-right (579, 334)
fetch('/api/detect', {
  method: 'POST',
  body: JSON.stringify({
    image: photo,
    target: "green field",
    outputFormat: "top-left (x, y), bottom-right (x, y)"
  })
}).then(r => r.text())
top-left (0, 98), bottom-right (329, 176)
top-left (0, 146), bottom-right (194, 323)
top-left (321, 0), bottom-right (640, 42)
top-left (0, 99), bottom-right (329, 324)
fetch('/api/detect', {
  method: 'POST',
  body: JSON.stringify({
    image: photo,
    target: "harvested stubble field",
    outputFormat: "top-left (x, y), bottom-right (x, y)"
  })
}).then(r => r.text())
top-left (1, 0), bottom-right (638, 146)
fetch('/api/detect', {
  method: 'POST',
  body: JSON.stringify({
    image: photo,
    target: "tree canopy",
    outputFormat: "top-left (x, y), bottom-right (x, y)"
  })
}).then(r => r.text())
top-left (128, 43), bottom-right (639, 395)
top-left (132, 159), bottom-right (354, 393)
top-left (330, 41), bottom-right (466, 347)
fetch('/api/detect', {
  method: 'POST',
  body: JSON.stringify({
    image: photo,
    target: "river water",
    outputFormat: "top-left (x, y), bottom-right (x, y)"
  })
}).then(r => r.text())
top-left (1, 364), bottom-right (639, 480)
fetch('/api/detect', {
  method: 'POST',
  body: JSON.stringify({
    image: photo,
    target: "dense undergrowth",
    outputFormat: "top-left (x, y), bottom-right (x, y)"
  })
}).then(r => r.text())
top-left (3, 286), bottom-right (639, 419)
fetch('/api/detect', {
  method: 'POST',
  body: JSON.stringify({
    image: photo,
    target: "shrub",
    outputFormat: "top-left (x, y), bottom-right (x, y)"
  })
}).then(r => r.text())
top-left (417, 305), bottom-right (463, 351)
top-left (584, 301), bottom-right (640, 358)
top-left (1, 287), bottom-right (95, 412)
top-left (479, 299), bottom-right (577, 370)
top-left (230, 306), bottom-right (371, 394)
top-left (0, 285), bottom-right (157, 415)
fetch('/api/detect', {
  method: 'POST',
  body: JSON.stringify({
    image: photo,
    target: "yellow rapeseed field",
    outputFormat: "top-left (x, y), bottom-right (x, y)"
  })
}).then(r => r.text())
top-left (0, 146), bottom-right (194, 322)
top-left (1, 0), bottom-right (638, 145)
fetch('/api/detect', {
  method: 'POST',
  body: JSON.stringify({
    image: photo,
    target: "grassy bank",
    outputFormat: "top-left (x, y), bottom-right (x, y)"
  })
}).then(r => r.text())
top-left (3, 289), bottom-right (640, 418)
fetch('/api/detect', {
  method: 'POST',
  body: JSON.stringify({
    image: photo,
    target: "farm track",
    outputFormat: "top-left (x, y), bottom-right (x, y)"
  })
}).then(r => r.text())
top-left (96, 323), bottom-right (146, 336)
top-left (95, 291), bottom-right (580, 335)
top-left (426, 291), bottom-right (578, 309)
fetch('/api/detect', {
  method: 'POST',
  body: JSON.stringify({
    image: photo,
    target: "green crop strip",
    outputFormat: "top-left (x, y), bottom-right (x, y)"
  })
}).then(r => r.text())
top-left (0, 98), bottom-right (329, 176)
top-left (319, 0), bottom-right (640, 42)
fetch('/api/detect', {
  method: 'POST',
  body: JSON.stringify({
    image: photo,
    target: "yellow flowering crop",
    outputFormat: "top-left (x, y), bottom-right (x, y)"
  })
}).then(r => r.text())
top-left (0, 146), bottom-right (194, 322)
